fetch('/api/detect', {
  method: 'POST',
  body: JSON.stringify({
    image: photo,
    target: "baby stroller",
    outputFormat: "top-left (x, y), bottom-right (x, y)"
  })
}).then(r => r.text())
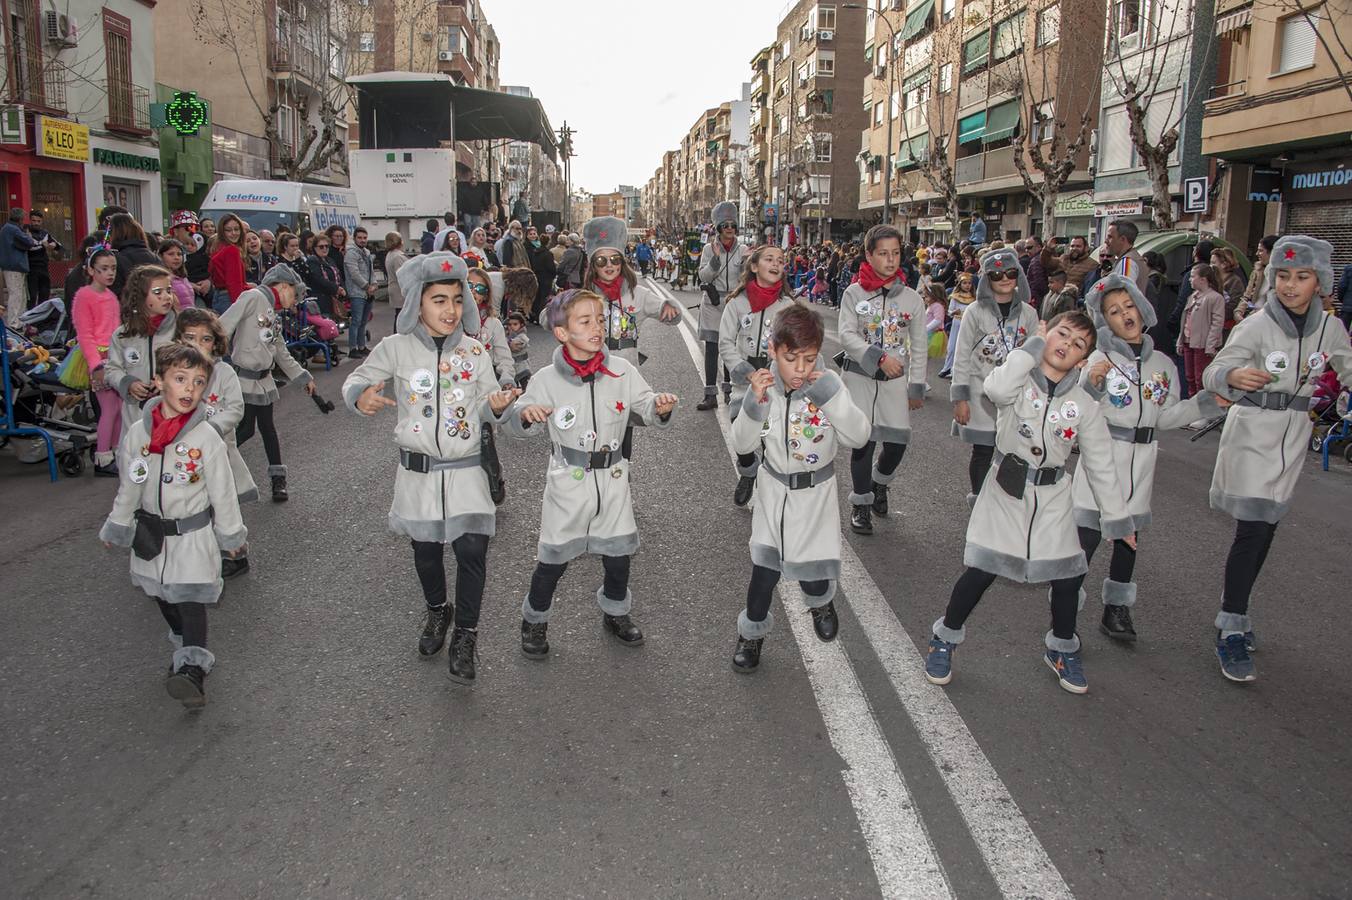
top-left (1308, 369), bottom-right (1351, 467)
top-left (1, 324), bottom-right (96, 479)
top-left (18, 298), bottom-right (72, 350)
top-left (281, 299), bottom-right (338, 370)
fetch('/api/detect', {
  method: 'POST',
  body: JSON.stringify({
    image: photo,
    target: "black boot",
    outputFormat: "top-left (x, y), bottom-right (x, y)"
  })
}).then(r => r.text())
top-left (602, 612), bottom-right (645, 647)
top-left (850, 504), bottom-right (873, 535)
top-left (271, 475), bottom-right (288, 502)
top-left (1100, 604), bottom-right (1137, 641)
top-left (810, 601), bottom-right (839, 642)
top-left (732, 636), bottom-right (763, 673)
top-left (221, 556), bottom-right (250, 579)
top-left (94, 461), bottom-right (118, 478)
top-left (872, 482), bottom-right (889, 516)
top-left (733, 475), bottom-right (756, 507)
top-left (521, 619), bottom-right (550, 659)
top-left (165, 664), bottom-right (207, 708)
top-left (696, 394), bottom-right (718, 411)
top-left (418, 604), bottom-right (452, 656)
top-left (447, 626), bottom-right (478, 684)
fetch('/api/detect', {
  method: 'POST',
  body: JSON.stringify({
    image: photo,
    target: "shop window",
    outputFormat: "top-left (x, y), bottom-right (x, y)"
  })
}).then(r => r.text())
top-left (29, 170), bottom-right (76, 264)
top-left (103, 179), bottom-right (143, 221)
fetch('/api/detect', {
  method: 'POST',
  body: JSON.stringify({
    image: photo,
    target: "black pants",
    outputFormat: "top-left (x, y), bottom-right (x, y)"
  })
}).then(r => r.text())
top-left (411, 533), bottom-right (489, 628)
top-left (528, 554), bottom-right (630, 613)
top-left (703, 341), bottom-right (729, 390)
top-left (237, 402), bottom-right (282, 467)
top-left (850, 441), bottom-right (906, 497)
top-left (745, 564), bottom-right (829, 623)
top-left (1076, 526), bottom-right (1138, 583)
top-left (1221, 520), bottom-right (1279, 616)
top-left (26, 269), bottom-right (50, 309)
top-left (968, 444), bottom-right (994, 495)
top-left (156, 600), bottom-right (208, 648)
top-left (943, 567), bottom-right (1081, 642)
top-left (737, 451), bottom-right (758, 473)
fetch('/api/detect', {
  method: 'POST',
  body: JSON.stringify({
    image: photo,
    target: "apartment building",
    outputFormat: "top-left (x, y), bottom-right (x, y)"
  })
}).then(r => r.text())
top-left (502, 85), bottom-right (566, 218)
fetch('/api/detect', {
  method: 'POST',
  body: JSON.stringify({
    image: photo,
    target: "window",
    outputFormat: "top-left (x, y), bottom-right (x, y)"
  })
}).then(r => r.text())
top-left (329, 38), bottom-right (344, 77)
top-left (808, 175), bottom-right (831, 204)
top-left (891, 90), bottom-right (900, 119)
top-left (359, 32), bottom-right (374, 52)
top-left (1032, 100), bottom-right (1055, 142)
top-left (877, 42), bottom-right (889, 68)
top-left (277, 104), bottom-right (297, 155)
top-left (1277, 9), bottom-right (1319, 73)
top-left (815, 134), bottom-right (832, 161)
top-left (993, 11), bottom-right (1026, 62)
top-left (799, 62), bottom-right (812, 82)
top-left (778, 113), bottom-right (788, 133)
top-left (817, 5), bottom-right (837, 29)
top-left (1111, 0), bottom-right (1148, 46)
top-left (798, 101), bottom-right (808, 119)
top-left (103, 179), bottom-right (143, 221)
top-left (874, 102), bottom-right (885, 127)
top-left (942, 0), bottom-right (957, 21)
top-left (963, 32), bottom-right (990, 74)
top-left (939, 62), bottom-right (953, 93)
top-left (1037, 5), bottom-right (1060, 46)
top-left (781, 38), bottom-right (791, 59)
top-left (816, 50), bottom-right (835, 76)
top-left (1099, 104), bottom-right (1132, 171)
top-left (865, 43), bottom-right (874, 66)
top-left (820, 89), bottom-right (835, 112)
top-left (103, 10), bottom-right (135, 129)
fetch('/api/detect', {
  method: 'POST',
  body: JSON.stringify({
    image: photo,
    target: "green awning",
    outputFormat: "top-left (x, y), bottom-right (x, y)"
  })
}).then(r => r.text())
top-left (901, 67), bottom-right (930, 92)
top-left (900, 0), bottom-right (935, 40)
top-left (958, 110), bottom-right (987, 144)
top-left (982, 100), bottom-right (1020, 143)
top-left (895, 133), bottom-right (930, 169)
top-left (962, 32), bottom-right (990, 73)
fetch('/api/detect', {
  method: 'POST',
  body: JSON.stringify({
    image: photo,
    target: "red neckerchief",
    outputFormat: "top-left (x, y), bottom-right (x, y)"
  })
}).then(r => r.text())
top-left (745, 278), bottom-right (783, 314)
top-left (148, 404), bottom-right (191, 455)
top-left (562, 346), bottom-right (619, 379)
top-left (720, 237), bottom-right (735, 253)
top-left (266, 285), bottom-right (282, 310)
top-left (594, 276), bottom-right (623, 303)
top-left (857, 262), bottom-right (902, 292)
top-left (148, 313), bottom-right (167, 333)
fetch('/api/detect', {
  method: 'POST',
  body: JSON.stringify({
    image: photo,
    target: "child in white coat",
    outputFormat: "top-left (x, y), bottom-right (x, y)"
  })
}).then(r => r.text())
top-left (729, 304), bottom-right (871, 672)
top-left (696, 201), bottom-right (747, 410)
top-left (104, 265), bottom-right (179, 433)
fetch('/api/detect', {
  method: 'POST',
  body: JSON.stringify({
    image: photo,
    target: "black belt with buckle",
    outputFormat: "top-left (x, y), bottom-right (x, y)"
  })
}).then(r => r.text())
top-left (399, 449), bottom-right (481, 473)
top-left (1108, 424), bottom-right (1156, 444)
top-left (555, 445), bottom-right (619, 469)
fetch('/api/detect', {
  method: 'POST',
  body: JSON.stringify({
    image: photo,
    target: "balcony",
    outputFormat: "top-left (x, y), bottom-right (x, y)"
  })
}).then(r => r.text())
top-left (959, 70), bottom-right (988, 111)
top-left (6, 58), bottom-right (68, 113)
top-left (437, 51), bottom-right (477, 86)
top-left (955, 152), bottom-right (983, 185)
top-left (954, 146), bottom-right (1016, 186)
top-left (1205, 79), bottom-right (1247, 105)
top-left (105, 79), bottom-right (151, 135)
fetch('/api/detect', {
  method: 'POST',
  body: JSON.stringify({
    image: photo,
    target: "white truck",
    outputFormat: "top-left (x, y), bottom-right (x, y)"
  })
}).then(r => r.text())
top-left (349, 148), bottom-right (457, 249)
top-left (199, 180), bottom-right (360, 237)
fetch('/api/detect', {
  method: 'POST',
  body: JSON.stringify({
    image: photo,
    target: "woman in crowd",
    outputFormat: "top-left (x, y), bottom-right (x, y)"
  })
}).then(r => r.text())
top-left (383, 232), bottom-right (408, 320)
top-left (306, 232), bottom-right (346, 322)
top-left (323, 225), bottom-right (348, 273)
top-left (108, 213), bottom-right (160, 300)
top-left (1211, 247), bottom-right (1246, 331)
top-left (1235, 235), bottom-right (1277, 322)
top-left (207, 213), bottom-right (248, 313)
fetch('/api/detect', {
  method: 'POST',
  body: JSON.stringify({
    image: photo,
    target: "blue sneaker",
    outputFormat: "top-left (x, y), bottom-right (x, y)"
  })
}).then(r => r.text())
top-left (1044, 649), bottom-right (1088, 694)
top-left (924, 636), bottom-right (956, 685)
top-left (1217, 632), bottom-right (1257, 682)
top-left (1244, 630), bottom-right (1256, 653)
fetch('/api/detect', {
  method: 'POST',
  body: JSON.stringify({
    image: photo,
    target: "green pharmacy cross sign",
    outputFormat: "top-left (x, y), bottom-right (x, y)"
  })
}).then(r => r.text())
top-left (164, 91), bottom-right (208, 136)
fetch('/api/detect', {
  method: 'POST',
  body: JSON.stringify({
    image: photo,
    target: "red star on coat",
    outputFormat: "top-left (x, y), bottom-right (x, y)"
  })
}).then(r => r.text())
top-left (1064, 427), bottom-right (1075, 440)
top-left (441, 260), bottom-right (453, 272)
top-left (615, 401), bottom-right (625, 413)
top-left (206, 393), bottom-right (219, 403)
top-left (809, 415), bottom-right (821, 425)
top-left (1284, 248), bottom-right (1297, 261)
top-left (184, 460), bottom-right (198, 473)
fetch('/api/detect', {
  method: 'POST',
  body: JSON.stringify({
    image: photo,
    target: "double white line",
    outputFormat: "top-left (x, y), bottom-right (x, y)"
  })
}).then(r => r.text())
top-left (649, 279), bottom-right (1072, 900)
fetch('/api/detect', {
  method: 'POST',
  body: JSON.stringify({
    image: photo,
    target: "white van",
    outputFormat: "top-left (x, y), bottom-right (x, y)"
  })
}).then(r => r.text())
top-left (199, 180), bottom-right (361, 237)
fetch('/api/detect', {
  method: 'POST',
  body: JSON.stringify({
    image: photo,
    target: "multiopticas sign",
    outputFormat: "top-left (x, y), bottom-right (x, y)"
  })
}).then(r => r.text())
top-left (1283, 160), bottom-right (1352, 204)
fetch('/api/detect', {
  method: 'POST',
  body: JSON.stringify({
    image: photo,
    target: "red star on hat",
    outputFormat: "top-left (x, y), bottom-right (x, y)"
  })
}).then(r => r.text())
top-left (1094, 281), bottom-right (1105, 293)
top-left (441, 260), bottom-right (454, 272)
top-left (1284, 248), bottom-right (1297, 261)
top-left (615, 401), bottom-right (625, 413)
top-left (994, 259), bottom-right (1003, 268)
top-left (599, 230), bottom-right (608, 239)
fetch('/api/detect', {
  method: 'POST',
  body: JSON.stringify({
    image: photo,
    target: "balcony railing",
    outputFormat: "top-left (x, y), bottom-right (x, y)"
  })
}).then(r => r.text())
top-left (954, 147), bottom-right (1016, 185)
top-left (1206, 79), bottom-right (1247, 104)
top-left (956, 153), bottom-right (984, 185)
top-left (7, 58), bottom-right (68, 111)
top-left (106, 79), bottom-right (150, 133)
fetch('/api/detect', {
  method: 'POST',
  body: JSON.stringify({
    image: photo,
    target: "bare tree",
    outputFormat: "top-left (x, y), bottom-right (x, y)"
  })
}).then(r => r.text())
top-left (1262, 0), bottom-right (1352, 105)
top-left (913, 16), bottom-right (971, 235)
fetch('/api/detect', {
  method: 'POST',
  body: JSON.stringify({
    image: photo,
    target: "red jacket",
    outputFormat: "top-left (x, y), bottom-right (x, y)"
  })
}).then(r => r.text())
top-left (209, 244), bottom-right (247, 301)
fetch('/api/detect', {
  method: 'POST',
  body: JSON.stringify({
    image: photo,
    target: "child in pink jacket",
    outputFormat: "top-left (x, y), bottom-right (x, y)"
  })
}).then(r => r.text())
top-left (1178, 263), bottom-right (1226, 398)
top-left (72, 247), bottom-right (123, 476)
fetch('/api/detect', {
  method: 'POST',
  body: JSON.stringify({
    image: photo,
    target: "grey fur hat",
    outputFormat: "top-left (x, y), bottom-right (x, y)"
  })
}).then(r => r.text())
top-left (260, 262), bottom-right (306, 290)
top-left (394, 252), bottom-right (480, 336)
top-left (1082, 273), bottom-right (1157, 330)
top-left (583, 216), bottom-right (626, 258)
top-left (1267, 235), bottom-right (1334, 295)
top-left (712, 201), bottom-right (737, 228)
top-left (975, 248), bottom-right (1030, 307)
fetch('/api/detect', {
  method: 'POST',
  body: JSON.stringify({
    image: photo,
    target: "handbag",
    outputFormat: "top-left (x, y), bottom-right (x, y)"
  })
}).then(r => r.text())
top-left (701, 283), bottom-right (721, 307)
top-left (57, 345), bottom-right (91, 390)
top-left (132, 509), bottom-right (166, 561)
top-left (994, 453), bottom-right (1028, 500)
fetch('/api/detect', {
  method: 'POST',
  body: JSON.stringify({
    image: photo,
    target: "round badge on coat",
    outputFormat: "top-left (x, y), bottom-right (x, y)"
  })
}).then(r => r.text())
top-left (1048, 410), bottom-right (1062, 424)
top-left (582, 429), bottom-right (597, 443)
top-left (174, 442), bottom-right (189, 457)
top-left (1031, 397), bottom-right (1045, 410)
top-left (609, 439), bottom-right (622, 451)
top-left (451, 388), bottom-right (465, 402)
top-left (571, 468), bottom-right (585, 481)
top-left (1264, 351), bottom-right (1290, 376)
top-left (611, 467), bottom-right (624, 479)
top-left (1308, 351), bottom-right (1326, 373)
top-left (128, 457), bottom-right (149, 484)
top-left (1061, 401), bottom-right (1079, 421)
top-left (411, 422), bottom-right (422, 434)
top-left (554, 406), bottom-right (577, 430)
top-left (1106, 372), bottom-right (1130, 397)
top-left (204, 405), bottom-right (216, 417)
top-left (259, 328), bottom-right (275, 343)
top-left (1018, 422), bottom-right (1034, 439)
top-left (125, 349), bottom-right (141, 364)
top-left (806, 453), bottom-right (819, 464)
top-left (449, 355), bottom-right (463, 368)
top-left (409, 369), bottom-right (435, 393)
top-left (742, 314), bottom-right (754, 329)
top-left (175, 471), bottom-right (190, 484)
top-left (161, 472), bottom-right (174, 484)
top-left (856, 300), bottom-right (872, 315)
top-left (438, 361), bottom-right (452, 373)
top-left (422, 405), bottom-right (434, 418)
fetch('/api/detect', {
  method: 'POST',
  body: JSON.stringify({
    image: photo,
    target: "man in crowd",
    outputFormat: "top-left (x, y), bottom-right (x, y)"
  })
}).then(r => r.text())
top-left (1, 208), bottom-right (39, 327)
top-left (635, 236), bottom-right (654, 277)
top-left (1105, 218), bottom-right (1149, 293)
top-left (420, 218), bottom-right (439, 255)
top-left (968, 211), bottom-right (986, 247)
top-left (1041, 235), bottom-right (1098, 294)
top-left (25, 209), bottom-right (60, 309)
top-left (1024, 233), bottom-right (1048, 307)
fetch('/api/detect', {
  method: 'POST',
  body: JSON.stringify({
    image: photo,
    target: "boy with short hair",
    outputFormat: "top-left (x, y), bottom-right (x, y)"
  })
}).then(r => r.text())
top-left (502, 289), bottom-right (679, 658)
top-left (729, 303), bottom-right (872, 673)
top-left (100, 343), bottom-right (248, 709)
top-left (505, 311), bottom-right (532, 389)
top-left (925, 312), bottom-right (1135, 695)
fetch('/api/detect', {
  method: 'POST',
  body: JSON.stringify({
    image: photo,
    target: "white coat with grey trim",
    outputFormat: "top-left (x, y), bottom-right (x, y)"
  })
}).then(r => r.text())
top-left (730, 368), bottom-right (871, 582)
top-left (476, 314), bottom-right (516, 387)
top-left (948, 295), bottom-right (1038, 445)
top-left (105, 310), bottom-right (179, 432)
top-left (1203, 300), bottom-right (1352, 524)
top-left (717, 291), bottom-right (795, 420)
top-left (1070, 332), bottom-right (1217, 531)
top-left (502, 346), bottom-right (672, 564)
top-left (837, 280), bottom-right (929, 445)
top-left (217, 287), bottom-right (313, 405)
top-left (963, 337), bottom-right (1133, 583)
top-left (98, 399), bottom-right (248, 605)
top-left (342, 324), bottom-right (497, 544)
top-left (202, 361), bottom-right (258, 503)
top-left (600, 280), bottom-right (681, 366)
top-left (697, 240), bottom-right (747, 341)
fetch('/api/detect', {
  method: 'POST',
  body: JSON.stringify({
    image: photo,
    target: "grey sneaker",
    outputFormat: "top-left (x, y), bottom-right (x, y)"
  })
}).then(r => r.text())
top-left (1216, 632), bottom-right (1256, 683)
top-left (924, 636), bottom-right (956, 685)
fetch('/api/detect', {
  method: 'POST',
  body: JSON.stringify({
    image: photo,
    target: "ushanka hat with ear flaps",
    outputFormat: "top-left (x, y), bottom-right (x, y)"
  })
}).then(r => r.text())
top-left (394, 252), bottom-right (480, 336)
top-left (260, 262), bottom-right (306, 290)
top-left (584, 216), bottom-right (626, 258)
top-left (975, 247), bottom-right (1031, 307)
top-left (1082, 273), bottom-right (1157, 330)
top-left (1267, 235), bottom-right (1334, 295)
top-left (712, 201), bottom-right (738, 229)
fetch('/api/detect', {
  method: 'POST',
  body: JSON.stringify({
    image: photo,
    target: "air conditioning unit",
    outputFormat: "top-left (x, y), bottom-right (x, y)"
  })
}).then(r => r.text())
top-left (44, 11), bottom-right (76, 48)
top-left (819, 29), bottom-right (834, 41)
top-left (438, 50), bottom-right (455, 61)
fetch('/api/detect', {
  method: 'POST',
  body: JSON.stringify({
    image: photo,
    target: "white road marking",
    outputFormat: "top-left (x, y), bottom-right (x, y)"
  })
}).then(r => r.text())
top-left (654, 280), bottom-right (952, 899)
top-left (650, 278), bottom-right (1073, 900)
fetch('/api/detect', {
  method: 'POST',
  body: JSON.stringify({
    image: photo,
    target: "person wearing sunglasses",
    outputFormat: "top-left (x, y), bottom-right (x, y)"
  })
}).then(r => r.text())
top-left (949, 247), bottom-right (1040, 505)
top-left (696, 201), bottom-right (746, 411)
top-left (467, 268), bottom-right (517, 389)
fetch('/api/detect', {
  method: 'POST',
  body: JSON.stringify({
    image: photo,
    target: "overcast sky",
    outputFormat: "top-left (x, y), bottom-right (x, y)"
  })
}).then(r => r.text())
top-left (491, 0), bottom-right (775, 193)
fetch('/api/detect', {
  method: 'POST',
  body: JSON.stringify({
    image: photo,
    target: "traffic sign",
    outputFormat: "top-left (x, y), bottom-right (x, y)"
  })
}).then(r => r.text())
top-left (1183, 176), bottom-right (1209, 214)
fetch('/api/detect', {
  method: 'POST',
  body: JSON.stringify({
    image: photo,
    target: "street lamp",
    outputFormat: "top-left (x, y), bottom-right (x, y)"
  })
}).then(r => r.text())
top-left (844, 3), bottom-right (897, 225)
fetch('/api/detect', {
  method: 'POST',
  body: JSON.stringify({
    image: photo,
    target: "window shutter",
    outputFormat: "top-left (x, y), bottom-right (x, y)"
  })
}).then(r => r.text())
top-left (1279, 12), bottom-right (1318, 72)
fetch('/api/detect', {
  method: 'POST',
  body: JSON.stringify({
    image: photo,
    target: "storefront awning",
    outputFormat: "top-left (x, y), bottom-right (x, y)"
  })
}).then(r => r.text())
top-left (982, 100), bottom-right (1020, 143)
top-left (958, 110), bottom-right (987, 144)
top-left (901, 0), bottom-right (936, 40)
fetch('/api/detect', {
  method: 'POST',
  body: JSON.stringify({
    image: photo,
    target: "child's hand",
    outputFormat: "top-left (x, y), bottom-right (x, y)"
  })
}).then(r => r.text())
top-left (488, 387), bottom-right (521, 414)
top-left (90, 367), bottom-right (106, 392)
top-left (102, 541), bottom-right (113, 550)
top-left (1226, 367), bottom-right (1270, 392)
top-left (879, 354), bottom-right (904, 379)
top-left (659, 303), bottom-right (681, 322)
top-left (953, 399), bottom-right (971, 425)
top-left (129, 381), bottom-right (154, 400)
top-left (520, 404), bottom-right (553, 425)
top-left (1213, 393), bottom-right (1233, 408)
top-left (654, 393), bottom-right (678, 416)
top-left (356, 381), bottom-right (396, 415)
top-left (1123, 533), bottom-right (1138, 551)
top-left (909, 397), bottom-right (924, 411)
top-left (749, 368), bottom-right (773, 402)
top-left (304, 381), bottom-right (317, 397)
top-left (1036, 320), bottom-right (1049, 338)
top-left (1088, 359), bottom-right (1113, 389)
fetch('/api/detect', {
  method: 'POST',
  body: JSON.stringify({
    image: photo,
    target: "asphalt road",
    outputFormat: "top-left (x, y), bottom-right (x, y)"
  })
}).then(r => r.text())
top-left (3, 281), bottom-right (1350, 899)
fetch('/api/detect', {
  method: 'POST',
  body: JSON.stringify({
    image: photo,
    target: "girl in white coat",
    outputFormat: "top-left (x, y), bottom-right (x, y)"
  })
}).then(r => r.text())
top-left (99, 344), bottom-right (248, 709)
top-left (343, 253), bottom-right (520, 684)
top-left (729, 304), bottom-right (871, 673)
top-left (836, 225), bottom-right (929, 535)
top-left (1201, 235), bottom-right (1352, 683)
top-left (104, 265), bottom-right (179, 433)
top-left (696, 201), bottom-right (747, 410)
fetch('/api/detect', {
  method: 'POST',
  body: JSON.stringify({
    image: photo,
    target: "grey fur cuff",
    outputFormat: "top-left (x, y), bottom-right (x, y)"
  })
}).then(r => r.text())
top-left (861, 344), bottom-right (885, 375)
top-left (596, 586), bottom-right (633, 617)
top-left (1082, 378), bottom-right (1106, 402)
top-left (1099, 515), bottom-right (1134, 541)
top-left (730, 360), bottom-right (756, 385)
top-left (1102, 578), bottom-right (1137, 607)
top-left (736, 453), bottom-right (761, 477)
top-left (267, 464), bottom-right (288, 478)
top-left (741, 389), bottom-right (770, 422)
top-left (173, 645), bottom-right (216, 674)
top-left (932, 618), bottom-right (965, 644)
top-left (738, 609), bottom-right (774, 639)
top-left (907, 382), bottom-right (926, 400)
top-left (209, 418), bottom-right (227, 436)
top-left (216, 526), bottom-right (248, 553)
top-left (1215, 610), bottom-right (1252, 633)
top-left (522, 595), bottom-right (554, 624)
top-left (1194, 390), bottom-right (1222, 417)
top-left (342, 379), bottom-right (368, 413)
top-left (1018, 335), bottom-right (1047, 361)
top-left (292, 369), bottom-right (314, 388)
top-left (116, 373), bottom-right (138, 397)
top-left (848, 490), bottom-right (875, 506)
top-left (950, 383), bottom-right (972, 402)
top-left (100, 518), bottom-right (135, 547)
top-left (1044, 630), bottom-right (1081, 653)
top-left (1204, 364), bottom-right (1244, 400)
top-left (804, 370), bottom-right (843, 406)
top-left (800, 580), bottom-right (836, 609)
